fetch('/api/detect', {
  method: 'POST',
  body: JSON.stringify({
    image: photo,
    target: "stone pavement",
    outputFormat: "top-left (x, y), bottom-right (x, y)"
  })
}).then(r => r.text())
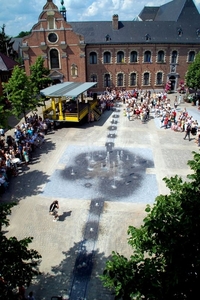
top-left (1, 93), bottom-right (200, 300)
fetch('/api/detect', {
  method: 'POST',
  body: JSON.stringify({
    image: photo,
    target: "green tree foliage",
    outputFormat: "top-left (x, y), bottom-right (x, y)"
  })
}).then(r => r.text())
top-left (0, 96), bottom-right (11, 128)
top-left (3, 64), bottom-right (48, 119)
top-left (185, 51), bottom-right (200, 91)
top-left (30, 56), bottom-right (52, 97)
top-left (15, 31), bottom-right (31, 38)
top-left (0, 203), bottom-right (41, 299)
top-left (101, 151), bottom-right (200, 300)
top-left (0, 24), bottom-right (14, 57)
top-left (3, 66), bottom-right (32, 119)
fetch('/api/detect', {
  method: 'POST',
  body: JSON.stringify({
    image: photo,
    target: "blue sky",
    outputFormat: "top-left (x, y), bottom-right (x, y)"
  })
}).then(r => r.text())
top-left (1, 0), bottom-right (200, 37)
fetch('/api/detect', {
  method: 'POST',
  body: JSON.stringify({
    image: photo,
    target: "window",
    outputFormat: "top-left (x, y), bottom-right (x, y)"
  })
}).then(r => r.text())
top-left (117, 73), bottom-right (124, 86)
top-left (130, 51), bottom-right (137, 63)
top-left (130, 73), bottom-right (137, 86)
top-left (104, 51), bottom-right (111, 63)
top-left (90, 74), bottom-right (97, 87)
top-left (144, 51), bottom-right (151, 63)
top-left (89, 52), bottom-right (97, 64)
top-left (156, 72), bottom-right (163, 85)
top-left (48, 16), bottom-right (55, 30)
top-left (177, 28), bottom-right (183, 37)
top-left (48, 33), bottom-right (58, 43)
top-left (157, 50), bottom-right (164, 63)
top-left (171, 50), bottom-right (178, 64)
top-left (145, 34), bottom-right (151, 41)
top-left (104, 74), bottom-right (111, 87)
top-left (71, 64), bottom-right (78, 77)
top-left (188, 51), bottom-right (195, 62)
top-left (50, 49), bottom-right (59, 69)
top-left (117, 51), bottom-right (124, 63)
top-left (143, 72), bottom-right (149, 85)
top-left (105, 34), bottom-right (111, 41)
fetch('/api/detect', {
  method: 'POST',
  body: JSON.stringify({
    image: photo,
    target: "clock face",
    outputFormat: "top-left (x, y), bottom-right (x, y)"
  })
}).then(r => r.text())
top-left (48, 33), bottom-right (58, 43)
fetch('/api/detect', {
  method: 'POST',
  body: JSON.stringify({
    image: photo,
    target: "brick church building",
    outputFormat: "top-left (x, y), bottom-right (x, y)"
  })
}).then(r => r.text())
top-left (21, 0), bottom-right (200, 93)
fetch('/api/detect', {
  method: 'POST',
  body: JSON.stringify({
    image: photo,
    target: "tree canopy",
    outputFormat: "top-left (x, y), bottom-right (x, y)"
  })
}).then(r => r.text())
top-left (3, 66), bottom-right (33, 119)
top-left (185, 51), bottom-right (200, 91)
top-left (101, 151), bottom-right (200, 300)
top-left (0, 24), bottom-right (16, 59)
top-left (3, 57), bottom-right (51, 119)
top-left (0, 203), bottom-right (41, 299)
top-left (30, 56), bottom-right (52, 95)
top-left (15, 31), bottom-right (31, 38)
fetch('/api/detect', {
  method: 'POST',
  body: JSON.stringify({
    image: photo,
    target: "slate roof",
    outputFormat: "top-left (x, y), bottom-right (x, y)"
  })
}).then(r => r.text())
top-left (139, 7), bottom-right (159, 21)
top-left (0, 52), bottom-right (18, 71)
top-left (70, 20), bottom-right (200, 45)
top-left (70, 0), bottom-right (200, 45)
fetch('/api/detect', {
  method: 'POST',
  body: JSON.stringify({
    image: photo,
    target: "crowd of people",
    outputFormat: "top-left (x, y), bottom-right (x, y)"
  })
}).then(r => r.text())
top-left (97, 88), bottom-right (200, 144)
top-left (0, 112), bottom-right (53, 195)
top-left (1, 89), bottom-right (200, 194)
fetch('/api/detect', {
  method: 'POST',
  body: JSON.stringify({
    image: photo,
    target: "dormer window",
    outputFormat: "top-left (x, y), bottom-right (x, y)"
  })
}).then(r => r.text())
top-left (177, 28), bottom-right (183, 37)
top-left (196, 29), bottom-right (200, 37)
top-left (105, 34), bottom-right (111, 41)
top-left (145, 34), bottom-right (151, 41)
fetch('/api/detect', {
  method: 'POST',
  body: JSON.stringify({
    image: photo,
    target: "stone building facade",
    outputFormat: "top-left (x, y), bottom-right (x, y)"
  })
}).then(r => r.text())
top-left (22, 0), bottom-right (200, 93)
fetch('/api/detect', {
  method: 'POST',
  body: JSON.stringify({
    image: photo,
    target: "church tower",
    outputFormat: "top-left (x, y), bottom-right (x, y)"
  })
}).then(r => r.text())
top-left (60, 0), bottom-right (67, 21)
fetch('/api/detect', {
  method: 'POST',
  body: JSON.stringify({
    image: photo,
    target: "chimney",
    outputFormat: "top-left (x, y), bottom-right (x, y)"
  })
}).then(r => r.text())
top-left (112, 14), bottom-right (119, 30)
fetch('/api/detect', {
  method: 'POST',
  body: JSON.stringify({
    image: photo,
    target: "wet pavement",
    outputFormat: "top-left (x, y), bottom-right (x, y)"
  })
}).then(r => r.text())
top-left (1, 93), bottom-right (200, 300)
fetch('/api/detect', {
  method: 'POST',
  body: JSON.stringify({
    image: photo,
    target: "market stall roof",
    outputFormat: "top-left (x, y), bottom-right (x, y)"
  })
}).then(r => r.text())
top-left (40, 82), bottom-right (97, 98)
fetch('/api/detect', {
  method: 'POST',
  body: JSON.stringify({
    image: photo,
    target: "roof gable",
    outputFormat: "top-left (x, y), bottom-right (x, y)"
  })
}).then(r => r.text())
top-left (0, 52), bottom-right (18, 71)
top-left (139, 7), bottom-right (159, 21)
top-left (138, 0), bottom-right (200, 22)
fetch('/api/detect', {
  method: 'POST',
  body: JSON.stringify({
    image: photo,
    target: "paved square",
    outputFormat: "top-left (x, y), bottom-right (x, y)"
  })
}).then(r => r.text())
top-left (42, 145), bottom-right (158, 203)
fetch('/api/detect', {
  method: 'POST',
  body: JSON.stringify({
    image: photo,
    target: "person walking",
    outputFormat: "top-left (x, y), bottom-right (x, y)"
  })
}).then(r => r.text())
top-left (183, 123), bottom-right (191, 141)
top-left (49, 200), bottom-right (59, 222)
top-left (27, 291), bottom-right (35, 300)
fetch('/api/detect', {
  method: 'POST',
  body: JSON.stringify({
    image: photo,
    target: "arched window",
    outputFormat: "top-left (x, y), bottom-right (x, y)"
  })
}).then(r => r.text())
top-left (50, 49), bottom-right (59, 69)
top-left (157, 50), bottom-right (165, 63)
top-left (104, 51), bottom-right (111, 63)
top-left (156, 72), bottom-right (163, 85)
top-left (144, 50), bottom-right (151, 63)
top-left (104, 74), bottom-right (111, 87)
top-left (130, 51), bottom-right (137, 63)
top-left (143, 72), bottom-right (150, 85)
top-left (71, 64), bottom-right (78, 77)
top-left (89, 52), bottom-right (97, 64)
top-left (130, 73), bottom-right (137, 86)
top-left (90, 74), bottom-right (97, 88)
top-left (117, 73), bottom-right (124, 86)
top-left (117, 51), bottom-right (124, 63)
top-left (171, 50), bottom-right (178, 64)
top-left (188, 51), bottom-right (195, 62)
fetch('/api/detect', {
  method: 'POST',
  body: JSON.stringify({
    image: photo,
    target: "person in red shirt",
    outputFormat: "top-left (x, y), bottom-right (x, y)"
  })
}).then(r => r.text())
top-left (164, 116), bottom-right (169, 129)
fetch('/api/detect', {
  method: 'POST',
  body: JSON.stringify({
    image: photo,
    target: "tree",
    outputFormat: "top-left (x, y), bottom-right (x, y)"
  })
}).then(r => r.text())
top-left (15, 31), bottom-right (31, 38)
top-left (0, 24), bottom-right (14, 58)
top-left (0, 96), bottom-right (11, 128)
top-left (101, 151), bottom-right (200, 300)
top-left (29, 56), bottom-right (52, 97)
top-left (3, 64), bottom-right (46, 120)
top-left (0, 203), bottom-right (41, 299)
top-left (185, 51), bottom-right (200, 92)
top-left (3, 66), bottom-right (32, 119)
